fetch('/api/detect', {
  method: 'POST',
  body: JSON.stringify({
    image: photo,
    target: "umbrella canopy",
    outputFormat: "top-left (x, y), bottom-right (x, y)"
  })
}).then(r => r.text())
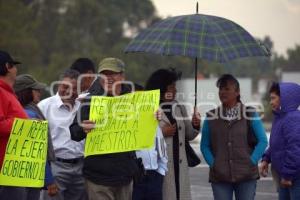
top-left (124, 13), bottom-right (270, 105)
top-left (125, 14), bottom-right (269, 62)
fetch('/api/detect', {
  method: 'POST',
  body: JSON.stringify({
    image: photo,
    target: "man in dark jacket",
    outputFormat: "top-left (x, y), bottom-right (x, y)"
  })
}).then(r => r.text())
top-left (69, 57), bottom-right (141, 200)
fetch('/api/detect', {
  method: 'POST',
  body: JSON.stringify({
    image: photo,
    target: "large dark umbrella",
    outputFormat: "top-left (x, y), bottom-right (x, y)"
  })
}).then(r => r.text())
top-left (124, 4), bottom-right (270, 106)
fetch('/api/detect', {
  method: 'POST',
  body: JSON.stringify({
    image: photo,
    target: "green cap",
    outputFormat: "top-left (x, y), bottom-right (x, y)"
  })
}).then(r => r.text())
top-left (14, 74), bottom-right (46, 93)
top-left (98, 57), bottom-right (125, 73)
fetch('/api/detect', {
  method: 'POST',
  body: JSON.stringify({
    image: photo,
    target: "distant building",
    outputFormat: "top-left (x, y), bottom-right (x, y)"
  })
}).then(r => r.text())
top-left (176, 78), bottom-right (258, 116)
top-left (281, 72), bottom-right (300, 84)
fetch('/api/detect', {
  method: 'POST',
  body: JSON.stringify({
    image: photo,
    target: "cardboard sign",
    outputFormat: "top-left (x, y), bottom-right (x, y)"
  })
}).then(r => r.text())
top-left (85, 90), bottom-right (160, 156)
top-left (0, 118), bottom-right (48, 187)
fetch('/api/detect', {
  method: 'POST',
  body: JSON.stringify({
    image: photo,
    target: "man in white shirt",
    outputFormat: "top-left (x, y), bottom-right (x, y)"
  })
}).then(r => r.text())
top-left (133, 126), bottom-right (168, 200)
top-left (38, 69), bottom-right (86, 200)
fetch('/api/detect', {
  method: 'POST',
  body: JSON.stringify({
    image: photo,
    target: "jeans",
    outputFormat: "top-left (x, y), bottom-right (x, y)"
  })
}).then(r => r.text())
top-left (279, 178), bottom-right (300, 200)
top-left (211, 180), bottom-right (257, 200)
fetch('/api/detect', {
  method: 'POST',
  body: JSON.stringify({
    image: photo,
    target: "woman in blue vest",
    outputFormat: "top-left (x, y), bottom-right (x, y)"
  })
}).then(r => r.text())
top-left (201, 74), bottom-right (268, 200)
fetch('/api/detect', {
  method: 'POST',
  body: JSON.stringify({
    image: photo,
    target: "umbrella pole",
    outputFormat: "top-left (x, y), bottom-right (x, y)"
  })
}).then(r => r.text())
top-left (195, 2), bottom-right (198, 108)
top-left (194, 57), bottom-right (198, 108)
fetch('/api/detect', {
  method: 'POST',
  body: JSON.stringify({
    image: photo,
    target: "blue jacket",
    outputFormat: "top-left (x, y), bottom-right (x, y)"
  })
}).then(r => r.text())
top-left (262, 82), bottom-right (300, 181)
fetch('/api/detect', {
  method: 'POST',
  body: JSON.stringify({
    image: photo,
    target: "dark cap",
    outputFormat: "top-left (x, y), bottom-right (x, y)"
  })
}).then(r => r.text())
top-left (14, 74), bottom-right (46, 93)
top-left (98, 57), bottom-right (125, 73)
top-left (0, 50), bottom-right (21, 66)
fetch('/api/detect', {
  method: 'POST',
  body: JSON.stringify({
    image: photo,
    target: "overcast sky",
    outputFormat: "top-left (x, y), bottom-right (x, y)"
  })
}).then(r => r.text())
top-left (152, 0), bottom-right (300, 56)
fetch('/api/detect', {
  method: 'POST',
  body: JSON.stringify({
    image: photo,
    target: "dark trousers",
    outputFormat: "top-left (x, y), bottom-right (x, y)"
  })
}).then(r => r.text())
top-left (0, 186), bottom-right (40, 200)
top-left (132, 170), bottom-right (163, 200)
top-left (85, 179), bottom-right (133, 200)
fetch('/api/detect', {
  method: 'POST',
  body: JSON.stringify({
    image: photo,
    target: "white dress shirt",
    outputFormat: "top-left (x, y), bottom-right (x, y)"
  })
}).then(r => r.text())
top-left (38, 93), bottom-right (84, 159)
top-left (136, 126), bottom-right (168, 176)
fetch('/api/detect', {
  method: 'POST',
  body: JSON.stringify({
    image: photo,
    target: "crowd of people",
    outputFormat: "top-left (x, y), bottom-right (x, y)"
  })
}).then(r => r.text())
top-left (0, 49), bottom-right (300, 200)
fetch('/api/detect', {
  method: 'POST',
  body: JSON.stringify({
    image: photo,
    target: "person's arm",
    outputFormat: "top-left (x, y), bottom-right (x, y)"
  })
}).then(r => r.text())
top-left (70, 98), bottom-right (91, 141)
top-left (156, 127), bottom-right (168, 175)
top-left (250, 112), bottom-right (268, 165)
top-left (261, 147), bottom-right (271, 163)
top-left (281, 114), bottom-right (300, 181)
top-left (44, 161), bottom-right (54, 187)
top-left (0, 116), bottom-right (14, 138)
top-left (200, 118), bottom-right (214, 167)
top-left (0, 97), bottom-right (14, 137)
top-left (44, 162), bottom-right (58, 196)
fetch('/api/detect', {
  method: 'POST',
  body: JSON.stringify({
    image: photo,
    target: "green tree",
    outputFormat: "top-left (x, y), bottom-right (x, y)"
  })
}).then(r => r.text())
top-left (283, 45), bottom-right (300, 71)
top-left (30, 0), bottom-right (158, 83)
top-left (0, 0), bottom-right (39, 73)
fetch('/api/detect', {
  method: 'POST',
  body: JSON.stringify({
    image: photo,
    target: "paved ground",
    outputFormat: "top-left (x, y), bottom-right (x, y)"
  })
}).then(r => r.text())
top-left (190, 142), bottom-right (277, 200)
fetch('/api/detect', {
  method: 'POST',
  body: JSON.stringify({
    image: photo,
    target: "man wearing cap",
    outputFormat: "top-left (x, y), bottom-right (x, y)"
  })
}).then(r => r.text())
top-left (70, 57), bottom-right (141, 200)
top-left (0, 50), bottom-right (28, 199)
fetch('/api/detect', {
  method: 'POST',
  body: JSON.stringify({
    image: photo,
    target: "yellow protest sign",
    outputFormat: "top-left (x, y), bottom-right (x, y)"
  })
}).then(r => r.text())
top-left (85, 90), bottom-right (160, 156)
top-left (0, 118), bottom-right (48, 187)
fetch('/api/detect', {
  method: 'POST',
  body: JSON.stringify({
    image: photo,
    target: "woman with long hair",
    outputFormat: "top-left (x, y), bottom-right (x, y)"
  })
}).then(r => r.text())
top-left (145, 68), bottom-right (200, 200)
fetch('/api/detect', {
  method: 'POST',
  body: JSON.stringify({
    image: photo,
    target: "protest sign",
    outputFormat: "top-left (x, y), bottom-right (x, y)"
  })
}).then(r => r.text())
top-left (85, 90), bottom-right (160, 156)
top-left (0, 118), bottom-right (48, 187)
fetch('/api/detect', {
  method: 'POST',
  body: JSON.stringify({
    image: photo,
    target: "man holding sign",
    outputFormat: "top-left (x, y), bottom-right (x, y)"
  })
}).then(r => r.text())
top-left (0, 50), bottom-right (28, 199)
top-left (70, 58), bottom-right (150, 200)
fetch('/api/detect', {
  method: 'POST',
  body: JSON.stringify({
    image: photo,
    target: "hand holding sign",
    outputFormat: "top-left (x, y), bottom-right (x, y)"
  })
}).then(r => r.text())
top-left (82, 120), bottom-right (96, 134)
top-left (155, 109), bottom-right (162, 121)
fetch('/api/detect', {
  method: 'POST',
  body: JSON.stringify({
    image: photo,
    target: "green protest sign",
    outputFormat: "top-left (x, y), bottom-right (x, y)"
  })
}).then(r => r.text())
top-left (85, 90), bottom-right (160, 156)
top-left (0, 118), bottom-right (48, 187)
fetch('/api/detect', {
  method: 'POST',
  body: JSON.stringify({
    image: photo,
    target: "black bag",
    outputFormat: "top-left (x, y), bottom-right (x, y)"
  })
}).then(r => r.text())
top-left (185, 139), bottom-right (201, 167)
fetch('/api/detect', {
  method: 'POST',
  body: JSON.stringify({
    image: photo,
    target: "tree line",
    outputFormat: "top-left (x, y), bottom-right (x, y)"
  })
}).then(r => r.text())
top-left (1, 0), bottom-right (299, 87)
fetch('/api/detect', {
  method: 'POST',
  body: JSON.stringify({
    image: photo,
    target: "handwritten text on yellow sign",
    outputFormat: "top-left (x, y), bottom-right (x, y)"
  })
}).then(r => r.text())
top-left (0, 118), bottom-right (48, 187)
top-left (85, 90), bottom-right (160, 156)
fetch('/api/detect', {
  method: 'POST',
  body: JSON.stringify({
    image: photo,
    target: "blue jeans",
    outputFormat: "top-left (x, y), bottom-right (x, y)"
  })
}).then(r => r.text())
top-left (279, 179), bottom-right (300, 200)
top-left (211, 180), bottom-right (257, 200)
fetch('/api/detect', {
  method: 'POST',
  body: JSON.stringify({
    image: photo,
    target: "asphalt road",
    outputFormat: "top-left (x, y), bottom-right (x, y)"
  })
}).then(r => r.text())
top-left (190, 143), bottom-right (277, 200)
